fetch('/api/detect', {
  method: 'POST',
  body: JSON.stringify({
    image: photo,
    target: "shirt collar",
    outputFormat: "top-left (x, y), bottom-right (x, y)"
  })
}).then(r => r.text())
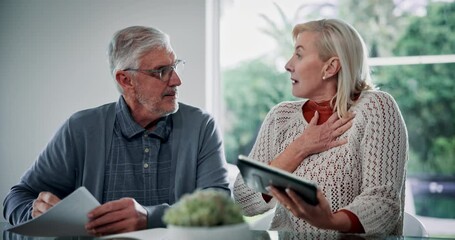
top-left (115, 97), bottom-right (172, 141)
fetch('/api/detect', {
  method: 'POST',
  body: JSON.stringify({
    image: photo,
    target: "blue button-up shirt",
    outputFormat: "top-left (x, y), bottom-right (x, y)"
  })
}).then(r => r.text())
top-left (103, 97), bottom-right (173, 205)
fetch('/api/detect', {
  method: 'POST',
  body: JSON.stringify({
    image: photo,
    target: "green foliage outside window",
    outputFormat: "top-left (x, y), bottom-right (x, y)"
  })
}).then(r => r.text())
top-left (222, 58), bottom-right (294, 163)
top-left (375, 2), bottom-right (455, 177)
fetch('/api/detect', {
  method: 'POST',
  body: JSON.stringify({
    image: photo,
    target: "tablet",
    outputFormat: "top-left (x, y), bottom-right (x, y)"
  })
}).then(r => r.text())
top-left (236, 155), bottom-right (319, 206)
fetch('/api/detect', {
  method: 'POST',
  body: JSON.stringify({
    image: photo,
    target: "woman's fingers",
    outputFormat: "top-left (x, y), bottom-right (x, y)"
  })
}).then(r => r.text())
top-left (309, 111), bottom-right (319, 125)
top-left (332, 119), bottom-right (353, 138)
top-left (331, 112), bottom-right (355, 130)
top-left (268, 186), bottom-right (296, 211)
top-left (327, 111), bottom-right (355, 139)
top-left (285, 188), bottom-right (310, 215)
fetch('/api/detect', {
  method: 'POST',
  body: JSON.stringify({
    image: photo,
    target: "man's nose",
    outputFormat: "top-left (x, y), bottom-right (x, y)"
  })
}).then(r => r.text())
top-left (168, 71), bottom-right (182, 86)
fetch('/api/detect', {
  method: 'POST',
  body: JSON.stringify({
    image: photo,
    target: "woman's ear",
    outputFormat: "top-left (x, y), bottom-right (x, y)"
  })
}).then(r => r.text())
top-left (322, 57), bottom-right (341, 79)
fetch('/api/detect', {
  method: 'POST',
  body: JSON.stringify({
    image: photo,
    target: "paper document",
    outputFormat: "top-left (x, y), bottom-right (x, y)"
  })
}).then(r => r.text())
top-left (7, 186), bottom-right (100, 237)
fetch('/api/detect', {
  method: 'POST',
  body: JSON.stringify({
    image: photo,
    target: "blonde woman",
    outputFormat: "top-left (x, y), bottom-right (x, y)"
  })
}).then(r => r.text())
top-left (234, 19), bottom-right (408, 235)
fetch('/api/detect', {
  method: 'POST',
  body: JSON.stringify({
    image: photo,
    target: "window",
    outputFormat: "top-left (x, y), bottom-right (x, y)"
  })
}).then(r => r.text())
top-left (220, 0), bottom-right (455, 236)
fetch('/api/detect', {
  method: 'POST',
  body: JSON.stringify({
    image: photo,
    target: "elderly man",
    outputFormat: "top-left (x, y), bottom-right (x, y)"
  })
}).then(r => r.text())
top-left (3, 26), bottom-right (230, 235)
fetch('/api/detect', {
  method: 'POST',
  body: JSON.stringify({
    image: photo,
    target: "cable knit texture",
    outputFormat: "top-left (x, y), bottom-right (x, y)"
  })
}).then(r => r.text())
top-left (234, 90), bottom-right (408, 235)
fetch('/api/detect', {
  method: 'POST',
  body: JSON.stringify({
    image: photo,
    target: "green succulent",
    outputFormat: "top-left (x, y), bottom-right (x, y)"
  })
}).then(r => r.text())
top-left (163, 189), bottom-right (245, 227)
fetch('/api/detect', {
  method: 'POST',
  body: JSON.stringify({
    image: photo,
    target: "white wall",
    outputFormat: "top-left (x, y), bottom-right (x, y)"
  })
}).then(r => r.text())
top-left (0, 0), bottom-right (210, 221)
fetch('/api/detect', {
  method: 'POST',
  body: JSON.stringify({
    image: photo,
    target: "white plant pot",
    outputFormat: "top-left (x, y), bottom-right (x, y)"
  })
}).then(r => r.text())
top-left (166, 223), bottom-right (252, 240)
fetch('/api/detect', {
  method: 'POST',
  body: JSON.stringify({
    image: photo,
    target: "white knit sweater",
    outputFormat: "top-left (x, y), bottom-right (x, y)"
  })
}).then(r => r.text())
top-left (234, 90), bottom-right (408, 235)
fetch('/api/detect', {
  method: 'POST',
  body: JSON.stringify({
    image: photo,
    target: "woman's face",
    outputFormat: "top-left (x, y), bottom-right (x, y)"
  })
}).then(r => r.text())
top-left (285, 31), bottom-right (336, 101)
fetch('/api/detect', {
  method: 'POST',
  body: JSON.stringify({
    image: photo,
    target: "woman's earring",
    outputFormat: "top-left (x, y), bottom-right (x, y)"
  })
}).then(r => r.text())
top-left (322, 76), bottom-right (326, 80)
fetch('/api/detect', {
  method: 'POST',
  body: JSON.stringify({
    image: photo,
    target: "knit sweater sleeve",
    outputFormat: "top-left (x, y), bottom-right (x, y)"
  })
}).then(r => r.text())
top-left (343, 91), bottom-right (408, 234)
top-left (233, 105), bottom-right (282, 216)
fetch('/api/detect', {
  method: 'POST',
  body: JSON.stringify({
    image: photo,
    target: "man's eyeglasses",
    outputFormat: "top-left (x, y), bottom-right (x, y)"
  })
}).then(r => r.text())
top-left (123, 59), bottom-right (185, 82)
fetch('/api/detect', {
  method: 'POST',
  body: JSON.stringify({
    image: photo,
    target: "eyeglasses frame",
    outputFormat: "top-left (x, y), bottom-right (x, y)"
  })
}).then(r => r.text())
top-left (122, 59), bottom-right (185, 82)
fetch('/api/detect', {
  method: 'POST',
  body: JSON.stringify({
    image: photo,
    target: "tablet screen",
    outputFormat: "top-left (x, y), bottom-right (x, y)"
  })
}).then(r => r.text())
top-left (237, 155), bottom-right (319, 206)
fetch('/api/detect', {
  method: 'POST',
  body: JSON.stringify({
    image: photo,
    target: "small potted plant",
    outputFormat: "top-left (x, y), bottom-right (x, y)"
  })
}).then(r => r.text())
top-left (163, 189), bottom-right (251, 240)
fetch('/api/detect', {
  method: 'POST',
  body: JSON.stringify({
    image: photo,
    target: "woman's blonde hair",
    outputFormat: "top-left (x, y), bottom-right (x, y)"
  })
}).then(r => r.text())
top-left (292, 19), bottom-right (374, 117)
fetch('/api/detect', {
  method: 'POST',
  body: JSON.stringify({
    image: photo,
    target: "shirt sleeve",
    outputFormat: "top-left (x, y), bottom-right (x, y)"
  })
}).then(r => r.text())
top-left (194, 115), bottom-right (231, 195)
top-left (3, 119), bottom-right (78, 225)
top-left (144, 204), bottom-right (170, 228)
top-left (337, 209), bottom-right (365, 233)
top-left (234, 106), bottom-right (279, 216)
top-left (343, 92), bottom-right (408, 234)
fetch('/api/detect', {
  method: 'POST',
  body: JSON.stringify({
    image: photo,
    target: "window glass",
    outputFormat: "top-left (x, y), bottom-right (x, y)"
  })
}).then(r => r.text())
top-left (220, 0), bottom-right (455, 236)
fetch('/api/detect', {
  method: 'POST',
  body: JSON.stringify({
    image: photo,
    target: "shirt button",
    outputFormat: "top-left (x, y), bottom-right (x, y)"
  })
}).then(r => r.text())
top-left (144, 148), bottom-right (150, 153)
top-left (143, 163), bottom-right (149, 169)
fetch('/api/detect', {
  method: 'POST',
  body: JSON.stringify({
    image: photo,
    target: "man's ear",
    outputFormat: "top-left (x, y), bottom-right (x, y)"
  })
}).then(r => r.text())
top-left (115, 70), bottom-right (133, 91)
top-left (322, 57), bottom-right (341, 79)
